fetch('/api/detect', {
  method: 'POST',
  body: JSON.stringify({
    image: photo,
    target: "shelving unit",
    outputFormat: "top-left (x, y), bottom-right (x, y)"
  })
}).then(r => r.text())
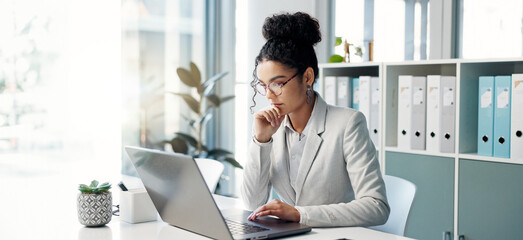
top-left (319, 58), bottom-right (523, 240)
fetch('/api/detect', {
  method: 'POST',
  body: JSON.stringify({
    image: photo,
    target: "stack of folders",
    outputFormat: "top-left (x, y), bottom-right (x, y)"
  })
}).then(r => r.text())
top-left (397, 76), bottom-right (427, 151)
top-left (478, 74), bottom-right (523, 159)
top-left (323, 76), bottom-right (380, 147)
top-left (426, 75), bottom-right (456, 153)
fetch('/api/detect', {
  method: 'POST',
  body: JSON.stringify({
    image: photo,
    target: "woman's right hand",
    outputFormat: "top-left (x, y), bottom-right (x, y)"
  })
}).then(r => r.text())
top-left (253, 106), bottom-right (285, 143)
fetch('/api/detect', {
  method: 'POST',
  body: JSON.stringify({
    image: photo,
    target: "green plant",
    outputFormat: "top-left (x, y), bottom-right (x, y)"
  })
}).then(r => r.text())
top-left (165, 62), bottom-right (242, 169)
top-left (329, 37), bottom-right (362, 63)
top-left (78, 180), bottom-right (111, 194)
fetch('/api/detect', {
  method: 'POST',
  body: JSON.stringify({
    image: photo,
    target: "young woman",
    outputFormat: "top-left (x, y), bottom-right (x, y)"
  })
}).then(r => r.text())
top-left (241, 12), bottom-right (390, 227)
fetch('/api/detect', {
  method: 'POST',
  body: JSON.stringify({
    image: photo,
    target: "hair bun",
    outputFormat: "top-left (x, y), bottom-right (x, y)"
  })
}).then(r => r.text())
top-left (262, 12), bottom-right (321, 46)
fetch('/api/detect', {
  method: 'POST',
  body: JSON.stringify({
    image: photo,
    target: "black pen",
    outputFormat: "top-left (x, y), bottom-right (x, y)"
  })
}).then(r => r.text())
top-left (118, 181), bottom-right (128, 191)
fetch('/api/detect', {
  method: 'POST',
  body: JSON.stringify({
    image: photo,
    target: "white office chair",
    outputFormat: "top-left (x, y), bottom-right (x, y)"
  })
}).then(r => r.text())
top-left (369, 175), bottom-right (416, 236)
top-left (195, 158), bottom-right (224, 193)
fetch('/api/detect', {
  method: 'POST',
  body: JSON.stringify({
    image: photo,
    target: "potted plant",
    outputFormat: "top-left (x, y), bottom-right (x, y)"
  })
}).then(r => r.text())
top-left (77, 180), bottom-right (112, 227)
top-left (165, 62), bottom-right (242, 170)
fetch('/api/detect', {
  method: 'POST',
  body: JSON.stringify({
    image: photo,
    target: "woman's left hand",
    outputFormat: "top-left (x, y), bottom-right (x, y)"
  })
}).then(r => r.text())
top-left (247, 199), bottom-right (300, 222)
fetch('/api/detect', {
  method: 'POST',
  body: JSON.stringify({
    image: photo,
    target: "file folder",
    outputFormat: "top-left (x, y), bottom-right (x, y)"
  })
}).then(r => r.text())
top-left (493, 75), bottom-right (511, 158)
top-left (359, 76), bottom-right (380, 147)
top-left (370, 76), bottom-right (380, 147)
top-left (426, 75), bottom-right (456, 153)
top-left (351, 78), bottom-right (359, 110)
top-left (398, 75), bottom-right (427, 150)
top-left (512, 74), bottom-right (523, 160)
top-left (324, 76), bottom-right (337, 105)
top-left (359, 76), bottom-right (371, 128)
top-left (477, 76), bottom-right (495, 157)
top-left (336, 76), bottom-right (351, 108)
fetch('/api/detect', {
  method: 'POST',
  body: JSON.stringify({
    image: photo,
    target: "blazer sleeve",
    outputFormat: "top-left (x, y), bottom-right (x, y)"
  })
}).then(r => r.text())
top-left (295, 112), bottom-right (390, 227)
top-left (241, 138), bottom-right (273, 210)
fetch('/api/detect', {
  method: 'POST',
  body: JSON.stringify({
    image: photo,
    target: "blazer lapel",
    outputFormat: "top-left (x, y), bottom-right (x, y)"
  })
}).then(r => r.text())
top-left (294, 94), bottom-right (327, 202)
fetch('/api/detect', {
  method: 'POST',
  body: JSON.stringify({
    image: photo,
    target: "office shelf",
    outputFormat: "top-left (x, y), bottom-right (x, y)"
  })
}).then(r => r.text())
top-left (458, 153), bottom-right (523, 165)
top-left (385, 147), bottom-right (456, 159)
top-left (319, 57), bottom-right (523, 240)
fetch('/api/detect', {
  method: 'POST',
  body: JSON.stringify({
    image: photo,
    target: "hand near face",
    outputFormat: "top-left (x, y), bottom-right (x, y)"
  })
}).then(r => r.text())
top-left (247, 199), bottom-right (300, 222)
top-left (253, 106), bottom-right (285, 143)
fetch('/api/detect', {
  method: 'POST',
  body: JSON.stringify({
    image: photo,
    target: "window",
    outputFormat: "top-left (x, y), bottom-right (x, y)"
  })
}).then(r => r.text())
top-left (121, 0), bottom-right (207, 175)
top-left (334, 0), bottom-right (430, 61)
top-left (459, 0), bottom-right (523, 59)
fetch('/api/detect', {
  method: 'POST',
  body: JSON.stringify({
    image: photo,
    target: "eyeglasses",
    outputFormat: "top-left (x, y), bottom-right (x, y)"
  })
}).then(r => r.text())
top-left (255, 72), bottom-right (298, 96)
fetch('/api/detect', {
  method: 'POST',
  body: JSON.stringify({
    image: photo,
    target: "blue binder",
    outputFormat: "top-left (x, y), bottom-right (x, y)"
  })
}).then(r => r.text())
top-left (477, 76), bottom-right (495, 156)
top-left (493, 75), bottom-right (512, 158)
top-left (351, 78), bottom-right (360, 110)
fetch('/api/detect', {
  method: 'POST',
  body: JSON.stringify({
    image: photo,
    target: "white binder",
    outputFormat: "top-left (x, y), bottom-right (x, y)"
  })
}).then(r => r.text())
top-left (324, 76), bottom-right (337, 105)
top-left (370, 77), bottom-right (380, 147)
top-left (359, 76), bottom-right (371, 125)
top-left (398, 75), bottom-right (427, 150)
top-left (359, 76), bottom-right (380, 147)
top-left (511, 74), bottom-right (523, 160)
top-left (426, 75), bottom-right (456, 153)
top-left (336, 76), bottom-right (351, 108)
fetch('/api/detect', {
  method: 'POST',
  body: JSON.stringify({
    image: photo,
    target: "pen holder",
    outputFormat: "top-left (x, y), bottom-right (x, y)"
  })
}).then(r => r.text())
top-left (120, 188), bottom-right (157, 224)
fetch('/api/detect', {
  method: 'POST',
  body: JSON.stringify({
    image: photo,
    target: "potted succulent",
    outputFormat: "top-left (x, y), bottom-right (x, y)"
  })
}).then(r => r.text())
top-left (77, 180), bottom-right (112, 227)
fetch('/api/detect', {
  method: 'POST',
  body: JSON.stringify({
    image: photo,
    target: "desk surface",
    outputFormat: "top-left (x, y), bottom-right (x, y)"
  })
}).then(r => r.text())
top-left (75, 195), bottom-right (413, 240)
top-left (1, 171), bottom-right (413, 240)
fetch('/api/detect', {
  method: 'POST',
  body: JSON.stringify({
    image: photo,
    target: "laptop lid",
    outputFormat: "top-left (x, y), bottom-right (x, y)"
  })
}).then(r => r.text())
top-left (125, 146), bottom-right (311, 240)
top-left (125, 146), bottom-right (233, 240)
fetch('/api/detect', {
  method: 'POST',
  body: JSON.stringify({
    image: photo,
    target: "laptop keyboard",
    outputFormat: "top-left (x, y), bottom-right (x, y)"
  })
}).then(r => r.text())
top-left (225, 219), bottom-right (270, 235)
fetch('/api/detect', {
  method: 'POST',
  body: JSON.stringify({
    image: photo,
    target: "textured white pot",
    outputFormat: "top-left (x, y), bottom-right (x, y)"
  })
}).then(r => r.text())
top-left (77, 192), bottom-right (112, 227)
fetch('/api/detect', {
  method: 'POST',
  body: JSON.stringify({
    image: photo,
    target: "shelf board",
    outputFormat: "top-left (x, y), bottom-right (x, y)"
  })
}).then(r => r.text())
top-left (319, 62), bottom-right (380, 68)
top-left (384, 147), bottom-right (457, 158)
top-left (458, 153), bottom-right (523, 165)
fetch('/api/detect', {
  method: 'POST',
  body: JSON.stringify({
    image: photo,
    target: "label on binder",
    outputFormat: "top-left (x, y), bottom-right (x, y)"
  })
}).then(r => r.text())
top-left (443, 87), bottom-right (454, 106)
top-left (429, 86), bottom-right (439, 109)
top-left (400, 86), bottom-right (410, 108)
top-left (372, 89), bottom-right (380, 104)
top-left (481, 89), bottom-right (492, 108)
top-left (515, 80), bottom-right (523, 104)
top-left (413, 88), bottom-right (424, 105)
top-left (497, 88), bottom-right (510, 108)
top-left (353, 87), bottom-right (359, 104)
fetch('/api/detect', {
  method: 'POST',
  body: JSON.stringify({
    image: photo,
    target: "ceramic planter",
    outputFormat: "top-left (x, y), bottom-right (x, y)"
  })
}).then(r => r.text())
top-left (77, 192), bottom-right (112, 227)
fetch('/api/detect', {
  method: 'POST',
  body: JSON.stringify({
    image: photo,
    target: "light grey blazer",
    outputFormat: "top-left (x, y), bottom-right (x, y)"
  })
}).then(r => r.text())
top-left (241, 94), bottom-right (390, 227)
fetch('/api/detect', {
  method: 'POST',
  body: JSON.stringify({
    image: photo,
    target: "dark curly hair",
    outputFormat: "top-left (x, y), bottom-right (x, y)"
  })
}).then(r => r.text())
top-left (250, 12), bottom-right (322, 112)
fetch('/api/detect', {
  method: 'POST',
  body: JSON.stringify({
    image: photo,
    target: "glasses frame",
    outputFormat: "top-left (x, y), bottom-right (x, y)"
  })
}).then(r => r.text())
top-left (255, 72), bottom-right (299, 96)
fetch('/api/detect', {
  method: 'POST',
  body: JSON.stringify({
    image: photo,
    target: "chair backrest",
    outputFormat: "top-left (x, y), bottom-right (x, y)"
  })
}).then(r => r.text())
top-left (195, 158), bottom-right (224, 193)
top-left (369, 175), bottom-right (416, 236)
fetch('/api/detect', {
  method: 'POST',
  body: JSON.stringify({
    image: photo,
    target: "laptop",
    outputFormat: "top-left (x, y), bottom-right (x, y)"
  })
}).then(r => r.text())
top-left (124, 146), bottom-right (311, 240)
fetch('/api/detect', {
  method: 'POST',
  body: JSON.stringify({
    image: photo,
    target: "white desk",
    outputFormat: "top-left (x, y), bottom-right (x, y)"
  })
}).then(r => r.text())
top-left (1, 170), bottom-right (413, 240)
top-left (76, 195), bottom-right (413, 240)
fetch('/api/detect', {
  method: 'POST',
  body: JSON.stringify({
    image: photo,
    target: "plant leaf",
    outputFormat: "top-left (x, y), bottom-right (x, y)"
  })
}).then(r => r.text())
top-left (335, 37), bottom-right (342, 46)
top-left (190, 62), bottom-right (201, 86)
top-left (203, 72), bottom-right (228, 88)
top-left (169, 93), bottom-right (200, 114)
top-left (170, 137), bottom-right (189, 154)
top-left (89, 180), bottom-right (99, 188)
top-left (99, 182), bottom-right (111, 188)
top-left (223, 157), bottom-right (243, 169)
top-left (196, 112), bottom-right (213, 129)
top-left (328, 54), bottom-right (344, 63)
top-left (219, 96), bottom-right (235, 105)
top-left (206, 94), bottom-right (220, 108)
top-left (202, 72), bottom-right (229, 96)
top-left (174, 132), bottom-right (198, 148)
top-left (176, 68), bottom-right (199, 87)
top-left (207, 148), bottom-right (233, 158)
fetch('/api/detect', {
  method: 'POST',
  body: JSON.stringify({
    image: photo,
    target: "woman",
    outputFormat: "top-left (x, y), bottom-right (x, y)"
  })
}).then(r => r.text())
top-left (241, 12), bottom-right (390, 227)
